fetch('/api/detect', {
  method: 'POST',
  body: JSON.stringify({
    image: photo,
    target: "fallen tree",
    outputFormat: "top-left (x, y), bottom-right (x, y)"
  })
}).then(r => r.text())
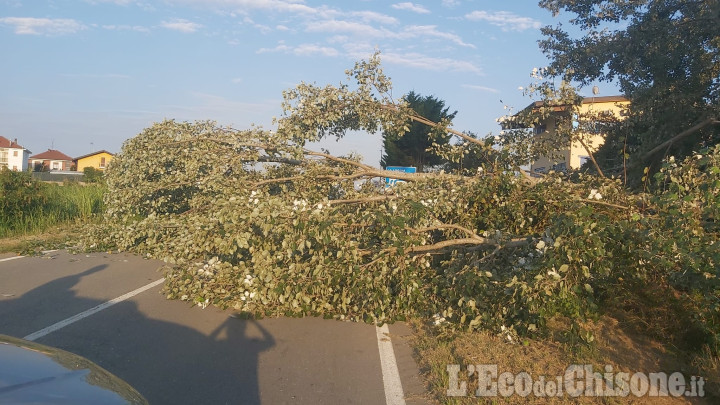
top-left (86, 54), bottom-right (719, 354)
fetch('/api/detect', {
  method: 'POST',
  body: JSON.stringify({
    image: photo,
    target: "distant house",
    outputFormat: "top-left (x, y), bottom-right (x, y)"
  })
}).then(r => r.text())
top-left (29, 149), bottom-right (74, 171)
top-left (505, 95), bottom-right (629, 173)
top-left (74, 150), bottom-right (114, 171)
top-left (0, 136), bottom-right (31, 171)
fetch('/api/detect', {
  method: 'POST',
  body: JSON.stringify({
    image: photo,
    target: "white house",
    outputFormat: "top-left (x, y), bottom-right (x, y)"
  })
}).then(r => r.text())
top-left (29, 149), bottom-right (74, 171)
top-left (0, 136), bottom-right (31, 171)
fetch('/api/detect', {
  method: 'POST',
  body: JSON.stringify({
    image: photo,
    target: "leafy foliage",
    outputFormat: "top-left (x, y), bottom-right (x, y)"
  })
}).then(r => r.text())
top-left (380, 91), bottom-right (457, 172)
top-left (83, 167), bottom-right (105, 184)
top-left (87, 55), bottom-right (719, 357)
top-left (0, 168), bottom-right (45, 231)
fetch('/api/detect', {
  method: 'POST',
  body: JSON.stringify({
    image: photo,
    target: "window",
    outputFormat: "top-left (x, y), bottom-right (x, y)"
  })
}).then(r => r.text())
top-left (52, 161), bottom-right (60, 170)
top-left (100, 157), bottom-right (106, 168)
top-left (12, 165), bottom-right (17, 171)
top-left (13, 150), bottom-right (18, 157)
top-left (533, 125), bottom-right (546, 135)
top-left (579, 156), bottom-right (590, 167)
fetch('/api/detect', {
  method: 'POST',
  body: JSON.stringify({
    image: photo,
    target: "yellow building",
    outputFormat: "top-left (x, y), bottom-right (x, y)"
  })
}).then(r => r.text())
top-left (518, 96), bottom-right (629, 173)
top-left (74, 150), bottom-right (114, 171)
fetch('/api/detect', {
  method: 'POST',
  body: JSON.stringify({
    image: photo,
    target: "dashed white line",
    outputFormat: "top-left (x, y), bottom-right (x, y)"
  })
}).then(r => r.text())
top-left (376, 323), bottom-right (406, 405)
top-left (24, 278), bottom-right (166, 341)
top-left (0, 250), bottom-right (58, 263)
top-left (0, 256), bottom-right (25, 263)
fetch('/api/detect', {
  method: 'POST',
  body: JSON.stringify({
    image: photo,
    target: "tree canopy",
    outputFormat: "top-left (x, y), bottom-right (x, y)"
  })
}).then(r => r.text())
top-left (380, 91), bottom-right (457, 172)
top-left (539, 0), bottom-right (720, 181)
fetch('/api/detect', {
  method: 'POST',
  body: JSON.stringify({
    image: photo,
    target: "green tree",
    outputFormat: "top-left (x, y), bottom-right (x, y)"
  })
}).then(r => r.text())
top-left (83, 167), bottom-right (105, 184)
top-left (539, 0), bottom-right (720, 181)
top-left (380, 91), bottom-right (457, 172)
top-left (0, 168), bottom-right (45, 231)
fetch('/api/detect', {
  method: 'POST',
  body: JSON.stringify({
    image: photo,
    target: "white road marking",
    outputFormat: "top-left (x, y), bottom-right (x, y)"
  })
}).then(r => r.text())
top-left (24, 278), bottom-right (166, 341)
top-left (0, 250), bottom-right (58, 263)
top-left (376, 323), bottom-right (406, 405)
top-left (0, 256), bottom-right (25, 263)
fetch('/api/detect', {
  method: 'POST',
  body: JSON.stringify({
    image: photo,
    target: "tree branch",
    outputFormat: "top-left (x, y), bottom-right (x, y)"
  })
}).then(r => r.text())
top-left (577, 137), bottom-right (606, 178)
top-left (641, 118), bottom-right (720, 161)
top-left (379, 104), bottom-right (488, 148)
top-left (407, 224), bottom-right (483, 240)
top-left (326, 195), bottom-right (399, 205)
top-left (577, 198), bottom-right (631, 210)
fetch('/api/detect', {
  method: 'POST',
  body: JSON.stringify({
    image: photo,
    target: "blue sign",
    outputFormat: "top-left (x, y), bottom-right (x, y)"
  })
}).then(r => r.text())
top-left (385, 166), bottom-right (416, 187)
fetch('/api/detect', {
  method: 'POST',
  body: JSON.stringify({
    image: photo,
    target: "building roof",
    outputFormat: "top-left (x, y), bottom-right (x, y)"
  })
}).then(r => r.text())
top-left (524, 95), bottom-right (629, 111)
top-left (0, 136), bottom-right (26, 149)
top-left (74, 150), bottom-right (114, 161)
top-left (30, 149), bottom-right (74, 161)
top-left (501, 95), bottom-right (629, 130)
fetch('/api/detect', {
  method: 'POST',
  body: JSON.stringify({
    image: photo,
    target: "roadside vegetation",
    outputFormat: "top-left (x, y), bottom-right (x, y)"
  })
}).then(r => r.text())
top-left (0, 168), bottom-right (105, 251)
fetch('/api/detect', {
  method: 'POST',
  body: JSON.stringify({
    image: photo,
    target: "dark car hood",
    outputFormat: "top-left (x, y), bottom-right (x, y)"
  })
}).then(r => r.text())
top-left (0, 334), bottom-right (147, 404)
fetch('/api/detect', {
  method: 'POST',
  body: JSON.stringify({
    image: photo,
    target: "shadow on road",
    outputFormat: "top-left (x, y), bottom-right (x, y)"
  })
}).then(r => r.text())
top-left (0, 264), bottom-right (275, 404)
top-left (0, 265), bottom-right (109, 336)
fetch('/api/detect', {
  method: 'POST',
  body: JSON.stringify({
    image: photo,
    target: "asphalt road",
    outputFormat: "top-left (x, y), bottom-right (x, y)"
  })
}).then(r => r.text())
top-left (0, 250), bottom-right (429, 405)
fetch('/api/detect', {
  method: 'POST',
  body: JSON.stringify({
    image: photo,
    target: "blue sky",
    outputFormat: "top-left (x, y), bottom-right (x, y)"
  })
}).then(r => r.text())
top-left (0, 0), bottom-right (614, 165)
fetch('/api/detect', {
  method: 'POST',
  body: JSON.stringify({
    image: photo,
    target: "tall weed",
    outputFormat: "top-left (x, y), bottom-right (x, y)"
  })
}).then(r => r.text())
top-left (0, 170), bottom-right (106, 237)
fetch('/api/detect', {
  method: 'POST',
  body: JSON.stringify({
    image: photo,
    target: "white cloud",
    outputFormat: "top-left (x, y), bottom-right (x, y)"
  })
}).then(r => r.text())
top-left (305, 20), bottom-right (395, 38)
top-left (391, 2), bottom-right (430, 14)
top-left (102, 24), bottom-right (150, 33)
top-left (462, 84), bottom-right (499, 93)
top-left (160, 18), bottom-right (202, 33)
top-left (349, 11), bottom-right (398, 25)
top-left (327, 35), bottom-right (349, 44)
top-left (381, 52), bottom-right (483, 75)
top-left (166, 0), bottom-right (318, 15)
top-left (258, 43), bottom-right (339, 57)
top-left (403, 25), bottom-right (474, 48)
top-left (294, 43), bottom-right (339, 57)
top-left (441, 0), bottom-right (459, 7)
top-left (258, 44), bottom-right (290, 53)
top-left (0, 17), bottom-right (86, 35)
top-left (275, 24), bottom-right (290, 31)
top-left (306, 19), bottom-right (473, 49)
top-left (465, 11), bottom-right (541, 32)
top-left (242, 16), bottom-right (271, 33)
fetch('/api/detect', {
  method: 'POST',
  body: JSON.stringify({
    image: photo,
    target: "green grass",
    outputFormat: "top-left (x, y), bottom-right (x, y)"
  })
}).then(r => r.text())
top-left (0, 182), bottom-right (106, 238)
